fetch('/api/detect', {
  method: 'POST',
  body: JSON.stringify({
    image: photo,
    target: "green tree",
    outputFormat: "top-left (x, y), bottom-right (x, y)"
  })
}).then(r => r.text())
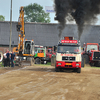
top-left (24, 3), bottom-right (50, 23)
top-left (0, 15), bottom-right (5, 21)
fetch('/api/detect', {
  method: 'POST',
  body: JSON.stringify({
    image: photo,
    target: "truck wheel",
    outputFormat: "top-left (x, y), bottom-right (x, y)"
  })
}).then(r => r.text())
top-left (81, 55), bottom-right (84, 67)
top-left (84, 55), bottom-right (89, 64)
top-left (77, 68), bottom-right (81, 73)
top-left (55, 67), bottom-right (60, 72)
top-left (35, 58), bottom-right (41, 64)
top-left (96, 61), bottom-right (100, 67)
top-left (90, 62), bottom-right (94, 66)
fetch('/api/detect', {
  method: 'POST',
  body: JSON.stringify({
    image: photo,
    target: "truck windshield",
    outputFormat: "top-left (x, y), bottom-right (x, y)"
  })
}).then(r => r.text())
top-left (35, 47), bottom-right (45, 53)
top-left (87, 45), bottom-right (98, 51)
top-left (57, 45), bottom-right (81, 54)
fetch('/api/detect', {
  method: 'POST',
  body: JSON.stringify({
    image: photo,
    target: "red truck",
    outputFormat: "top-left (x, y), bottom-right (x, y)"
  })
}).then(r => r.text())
top-left (55, 37), bottom-right (82, 73)
top-left (46, 47), bottom-right (56, 62)
top-left (82, 43), bottom-right (100, 67)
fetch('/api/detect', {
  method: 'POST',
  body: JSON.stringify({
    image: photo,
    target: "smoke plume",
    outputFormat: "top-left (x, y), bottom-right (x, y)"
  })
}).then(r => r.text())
top-left (54, 0), bottom-right (100, 40)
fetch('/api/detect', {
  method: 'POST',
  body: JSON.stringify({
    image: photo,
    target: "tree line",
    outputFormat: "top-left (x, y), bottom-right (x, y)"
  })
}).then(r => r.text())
top-left (0, 3), bottom-right (50, 23)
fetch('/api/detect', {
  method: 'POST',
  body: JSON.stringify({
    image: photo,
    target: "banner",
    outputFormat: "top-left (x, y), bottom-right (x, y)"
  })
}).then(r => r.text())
top-left (45, 6), bottom-right (55, 13)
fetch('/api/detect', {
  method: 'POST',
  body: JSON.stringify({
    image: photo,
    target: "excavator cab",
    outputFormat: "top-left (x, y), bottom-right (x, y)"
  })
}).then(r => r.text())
top-left (24, 40), bottom-right (35, 55)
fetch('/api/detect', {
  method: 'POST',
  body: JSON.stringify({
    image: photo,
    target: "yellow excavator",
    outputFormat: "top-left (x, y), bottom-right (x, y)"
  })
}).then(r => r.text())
top-left (14, 6), bottom-right (35, 66)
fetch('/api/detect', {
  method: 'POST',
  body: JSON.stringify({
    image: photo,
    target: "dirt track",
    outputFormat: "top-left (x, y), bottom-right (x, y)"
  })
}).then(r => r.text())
top-left (0, 65), bottom-right (100, 100)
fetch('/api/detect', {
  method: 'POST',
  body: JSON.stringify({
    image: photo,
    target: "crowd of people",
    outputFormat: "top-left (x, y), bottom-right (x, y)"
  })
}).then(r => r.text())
top-left (3, 50), bottom-right (16, 67)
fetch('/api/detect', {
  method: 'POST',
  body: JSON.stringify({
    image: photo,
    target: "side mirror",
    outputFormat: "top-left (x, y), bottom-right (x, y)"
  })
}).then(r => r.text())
top-left (54, 46), bottom-right (57, 52)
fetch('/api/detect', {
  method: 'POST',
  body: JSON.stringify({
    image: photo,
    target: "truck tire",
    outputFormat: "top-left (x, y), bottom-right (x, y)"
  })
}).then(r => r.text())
top-left (96, 61), bottom-right (100, 67)
top-left (84, 54), bottom-right (89, 64)
top-left (55, 65), bottom-right (60, 72)
top-left (35, 58), bottom-right (41, 64)
top-left (77, 68), bottom-right (81, 73)
top-left (90, 62), bottom-right (94, 66)
top-left (81, 55), bottom-right (84, 67)
top-left (55, 67), bottom-right (61, 72)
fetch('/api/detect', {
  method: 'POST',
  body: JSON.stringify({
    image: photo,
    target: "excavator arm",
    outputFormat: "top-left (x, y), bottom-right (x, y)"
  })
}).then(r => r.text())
top-left (16, 6), bottom-right (25, 55)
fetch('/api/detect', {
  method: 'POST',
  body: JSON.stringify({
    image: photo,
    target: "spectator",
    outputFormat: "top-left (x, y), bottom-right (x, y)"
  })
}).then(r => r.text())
top-left (3, 51), bottom-right (7, 67)
top-left (11, 51), bottom-right (15, 67)
top-left (6, 50), bottom-right (10, 67)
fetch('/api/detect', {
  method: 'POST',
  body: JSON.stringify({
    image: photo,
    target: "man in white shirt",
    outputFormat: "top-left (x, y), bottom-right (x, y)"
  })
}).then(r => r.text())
top-left (3, 51), bottom-right (7, 67)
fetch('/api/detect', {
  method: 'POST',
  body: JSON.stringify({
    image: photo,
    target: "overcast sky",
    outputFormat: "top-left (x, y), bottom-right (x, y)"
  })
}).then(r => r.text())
top-left (0, 0), bottom-right (58, 23)
top-left (0, 0), bottom-right (100, 25)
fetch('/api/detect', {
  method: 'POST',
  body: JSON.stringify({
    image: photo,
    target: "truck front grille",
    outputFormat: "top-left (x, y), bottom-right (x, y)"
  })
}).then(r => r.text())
top-left (65, 65), bottom-right (72, 67)
top-left (62, 57), bottom-right (75, 61)
top-left (93, 52), bottom-right (100, 60)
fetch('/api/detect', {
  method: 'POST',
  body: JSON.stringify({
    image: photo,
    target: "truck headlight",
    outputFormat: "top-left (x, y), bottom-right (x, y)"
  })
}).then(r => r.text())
top-left (76, 64), bottom-right (79, 66)
top-left (16, 56), bottom-right (19, 59)
top-left (23, 57), bottom-right (26, 60)
top-left (58, 63), bottom-right (61, 65)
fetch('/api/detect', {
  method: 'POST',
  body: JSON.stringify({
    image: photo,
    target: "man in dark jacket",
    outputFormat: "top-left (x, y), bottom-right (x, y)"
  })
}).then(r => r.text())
top-left (11, 52), bottom-right (15, 67)
top-left (6, 50), bottom-right (10, 67)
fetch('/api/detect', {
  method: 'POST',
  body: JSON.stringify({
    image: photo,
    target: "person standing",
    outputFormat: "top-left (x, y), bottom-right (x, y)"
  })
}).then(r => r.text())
top-left (6, 50), bottom-right (10, 67)
top-left (3, 51), bottom-right (7, 67)
top-left (11, 51), bottom-right (15, 67)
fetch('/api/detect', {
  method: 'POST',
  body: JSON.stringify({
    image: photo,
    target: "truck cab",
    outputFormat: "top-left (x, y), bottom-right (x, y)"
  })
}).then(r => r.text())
top-left (46, 47), bottom-right (56, 62)
top-left (34, 45), bottom-right (47, 64)
top-left (24, 39), bottom-right (35, 56)
top-left (55, 37), bottom-right (82, 73)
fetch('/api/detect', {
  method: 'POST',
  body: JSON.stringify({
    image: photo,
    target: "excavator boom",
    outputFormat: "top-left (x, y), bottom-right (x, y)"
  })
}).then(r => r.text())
top-left (16, 6), bottom-right (25, 55)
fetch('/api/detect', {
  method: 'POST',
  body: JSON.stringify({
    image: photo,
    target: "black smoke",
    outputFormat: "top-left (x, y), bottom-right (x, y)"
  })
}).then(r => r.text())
top-left (54, 0), bottom-right (100, 40)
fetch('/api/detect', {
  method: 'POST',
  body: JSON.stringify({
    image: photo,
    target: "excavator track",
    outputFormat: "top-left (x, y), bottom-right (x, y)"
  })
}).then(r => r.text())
top-left (15, 56), bottom-right (34, 66)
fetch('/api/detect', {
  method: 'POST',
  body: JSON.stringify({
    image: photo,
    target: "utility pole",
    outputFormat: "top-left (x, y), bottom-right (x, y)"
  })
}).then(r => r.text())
top-left (9, 0), bottom-right (12, 51)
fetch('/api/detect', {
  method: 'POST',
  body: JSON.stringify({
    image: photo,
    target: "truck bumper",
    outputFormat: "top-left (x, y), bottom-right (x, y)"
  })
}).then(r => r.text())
top-left (56, 61), bottom-right (81, 68)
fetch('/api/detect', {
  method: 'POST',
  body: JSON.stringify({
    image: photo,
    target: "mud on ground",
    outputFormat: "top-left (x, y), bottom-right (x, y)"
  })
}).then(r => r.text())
top-left (0, 65), bottom-right (100, 100)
